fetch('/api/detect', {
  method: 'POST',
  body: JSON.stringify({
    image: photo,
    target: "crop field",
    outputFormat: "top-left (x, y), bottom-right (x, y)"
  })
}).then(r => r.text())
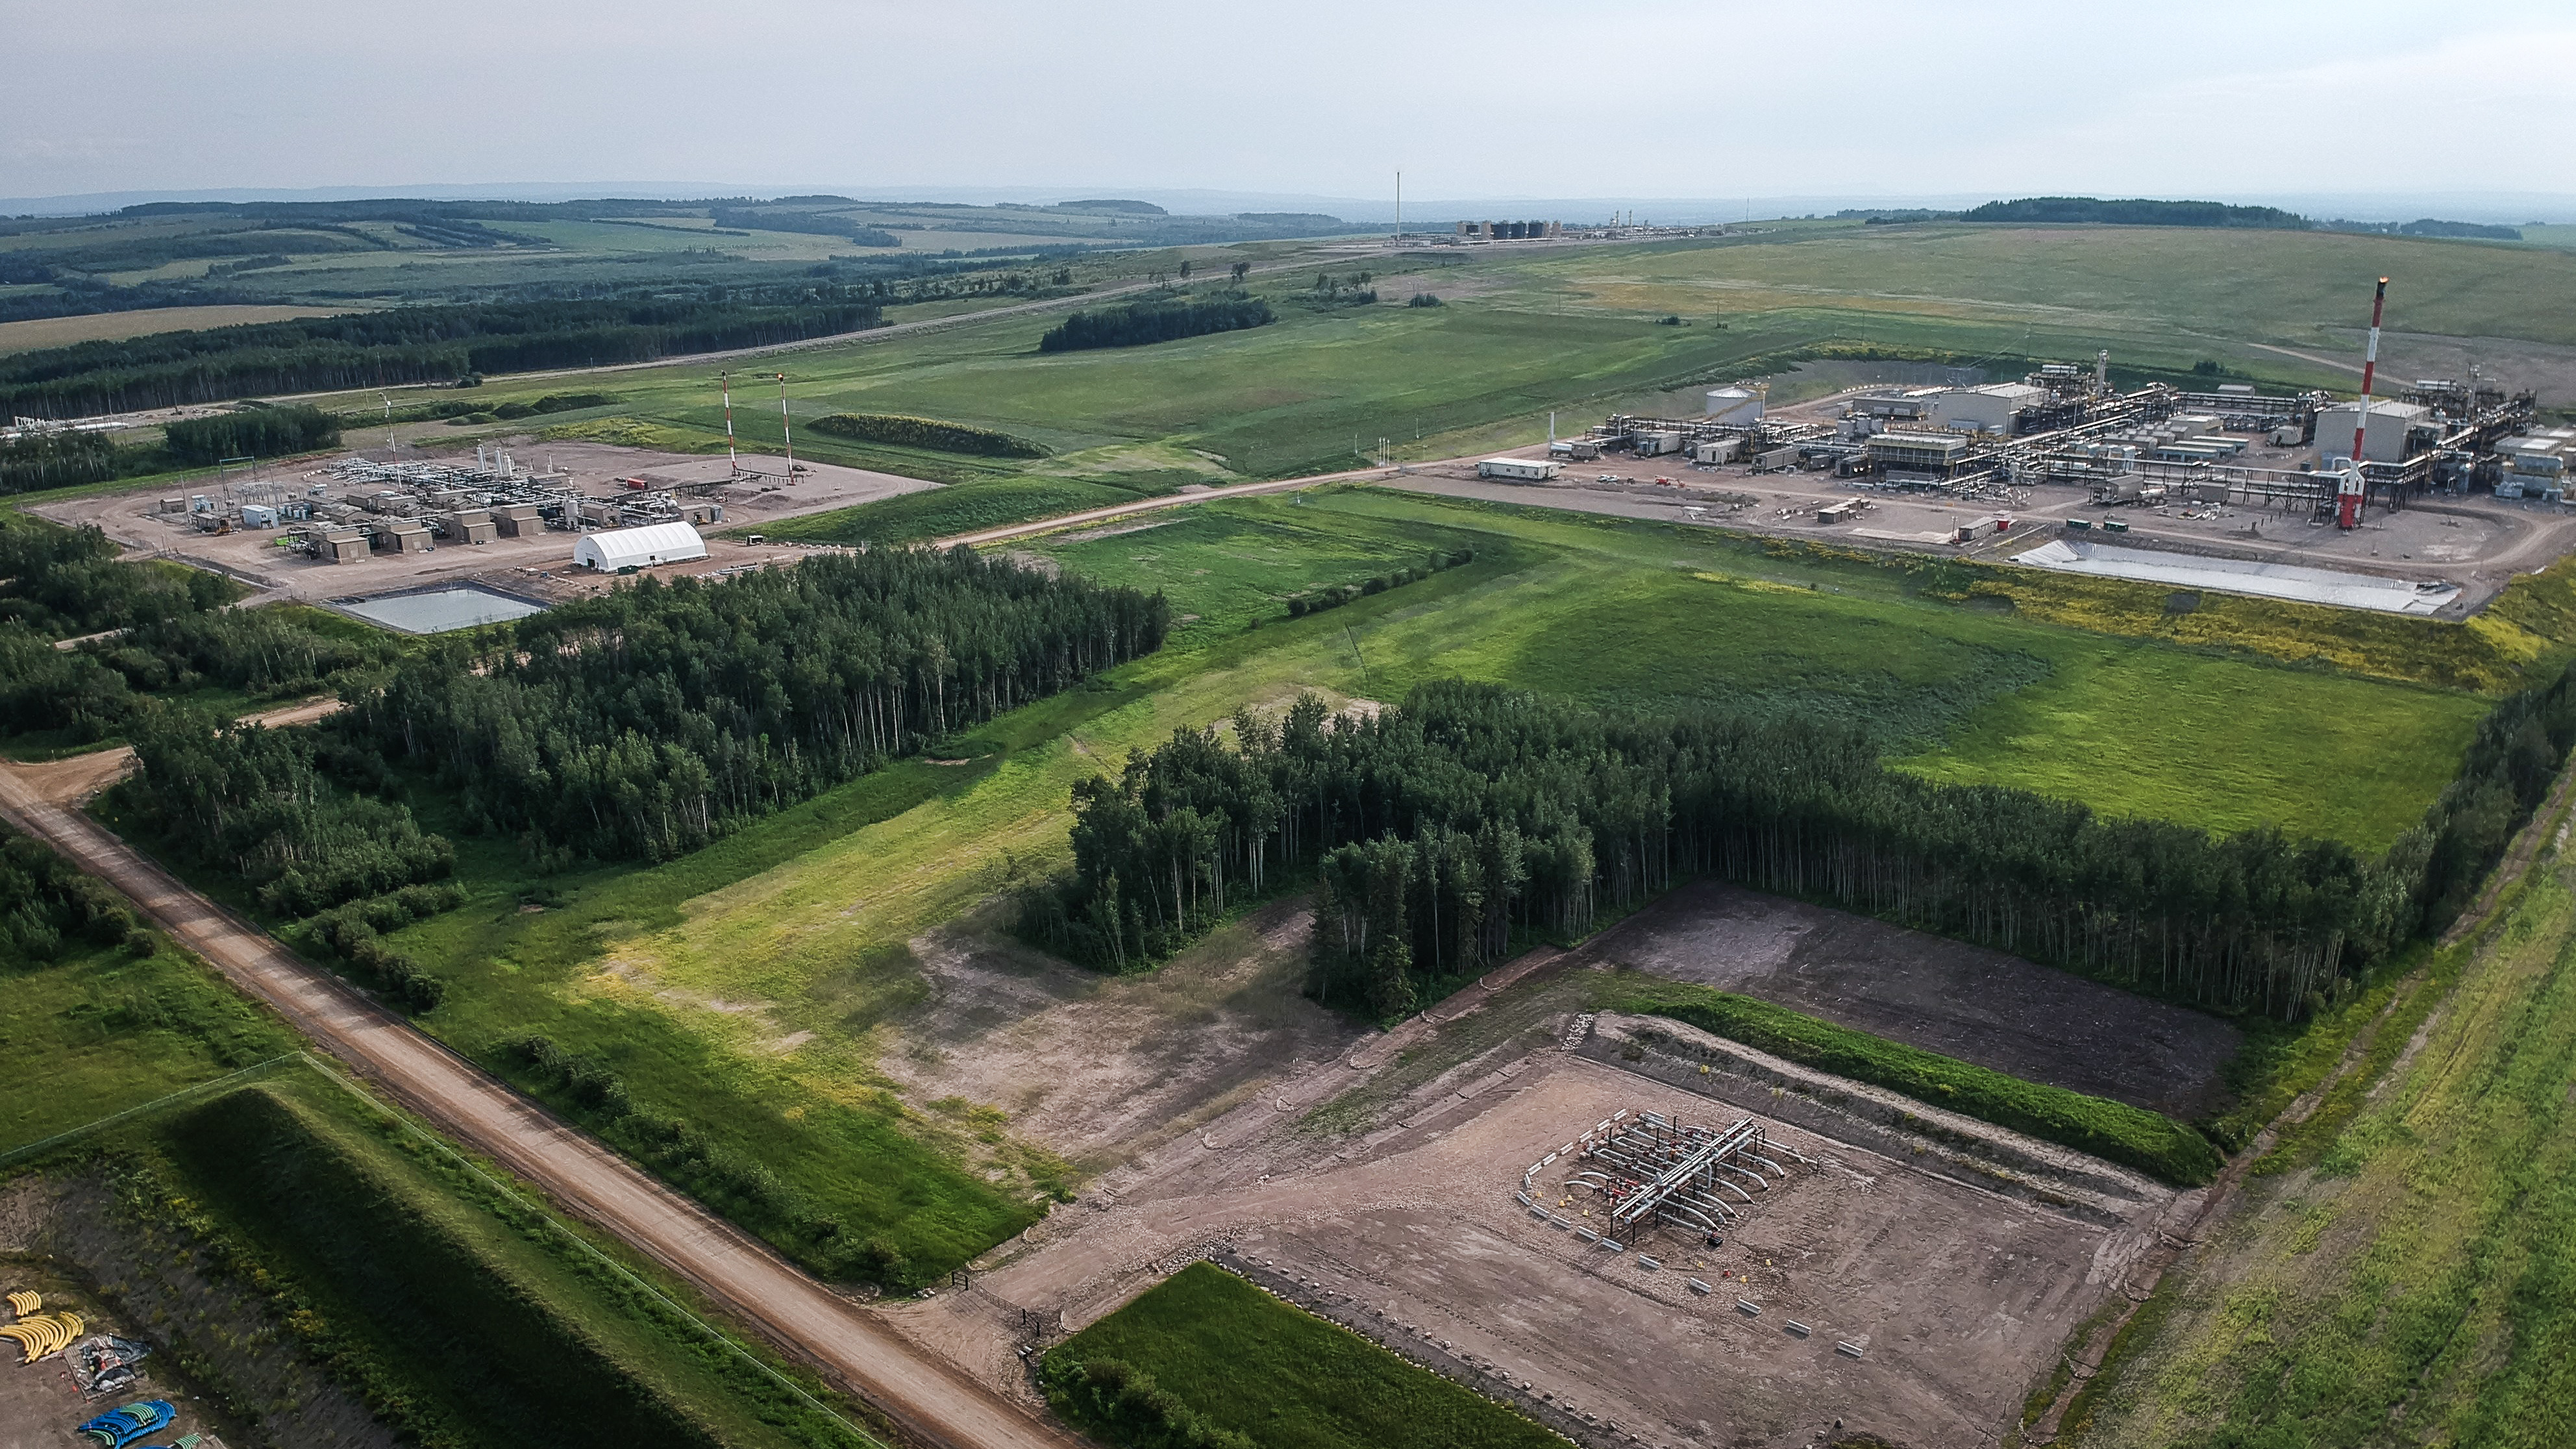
top-left (234, 488), bottom-right (2510, 1296)
top-left (0, 304), bottom-right (357, 354)
top-left (2068, 849), bottom-right (2576, 1446)
top-left (1045, 1261), bottom-right (1559, 1449)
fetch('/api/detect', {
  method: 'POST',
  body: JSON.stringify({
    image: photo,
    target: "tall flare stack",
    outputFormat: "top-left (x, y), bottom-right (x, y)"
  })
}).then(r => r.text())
top-left (2340, 277), bottom-right (2388, 529)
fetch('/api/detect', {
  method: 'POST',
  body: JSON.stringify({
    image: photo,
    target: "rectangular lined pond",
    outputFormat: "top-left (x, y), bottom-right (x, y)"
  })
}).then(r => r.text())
top-left (337, 584), bottom-right (549, 634)
top-left (2016, 539), bottom-right (2458, 614)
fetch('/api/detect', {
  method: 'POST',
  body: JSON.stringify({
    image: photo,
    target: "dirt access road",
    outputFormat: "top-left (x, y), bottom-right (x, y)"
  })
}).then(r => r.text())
top-left (0, 760), bottom-right (1078, 1449)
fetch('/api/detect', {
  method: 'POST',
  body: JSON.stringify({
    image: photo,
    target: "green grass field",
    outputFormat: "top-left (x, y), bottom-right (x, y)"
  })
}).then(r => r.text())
top-left (0, 934), bottom-right (292, 1153)
top-left (1043, 1261), bottom-right (1559, 1449)
top-left (148, 488), bottom-right (2496, 1293)
top-left (2068, 843), bottom-right (2576, 1445)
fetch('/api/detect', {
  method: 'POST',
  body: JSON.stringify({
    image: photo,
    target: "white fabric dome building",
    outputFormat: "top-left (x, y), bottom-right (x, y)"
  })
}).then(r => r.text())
top-left (572, 522), bottom-right (708, 571)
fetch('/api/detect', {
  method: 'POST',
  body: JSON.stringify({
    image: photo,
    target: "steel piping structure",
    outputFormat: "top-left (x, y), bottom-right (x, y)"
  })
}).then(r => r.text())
top-left (1566, 1112), bottom-right (1802, 1243)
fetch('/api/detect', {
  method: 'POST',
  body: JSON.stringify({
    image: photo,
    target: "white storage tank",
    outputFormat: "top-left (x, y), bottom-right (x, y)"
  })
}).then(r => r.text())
top-left (1704, 387), bottom-right (1765, 427)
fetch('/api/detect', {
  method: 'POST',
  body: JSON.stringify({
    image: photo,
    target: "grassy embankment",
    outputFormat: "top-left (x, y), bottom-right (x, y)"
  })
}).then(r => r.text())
top-left (2064, 828), bottom-right (2576, 1444)
top-left (1043, 1261), bottom-right (1559, 1449)
top-left (1595, 976), bottom-right (2223, 1185)
top-left (175, 489), bottom-right (2509, 1291)
top-left (140, 1078), bottom-right (867, 1449)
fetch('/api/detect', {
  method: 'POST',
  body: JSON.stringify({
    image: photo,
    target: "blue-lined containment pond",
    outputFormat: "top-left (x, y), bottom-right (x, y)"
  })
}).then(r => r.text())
top-left (336, 584), bottom-right (549, 634)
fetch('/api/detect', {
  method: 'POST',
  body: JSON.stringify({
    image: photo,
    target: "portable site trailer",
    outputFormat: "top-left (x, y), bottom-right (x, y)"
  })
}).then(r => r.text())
top-left (1694, 438), bottom-right (1742, 464)
top-left (1816, 501), bottom-right (1860, 523)
top-left (1476, 457), bottom-right (1562, 482)
top-left (1548, 440), bottom-right (1602, 462)
top-left (1633, 430), bottom-right (1683, 458)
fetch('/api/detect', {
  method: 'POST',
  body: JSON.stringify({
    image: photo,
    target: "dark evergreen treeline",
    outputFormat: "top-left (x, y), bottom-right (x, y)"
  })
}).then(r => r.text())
top-left (0, 297), bottom-right (884, 418)
top-left (1, 824), bottom-right (151, 962)
top-left (808, 412), bottom-right (1047, 458)
top-left (121, 710), bottom-right (456, 917)
top-left (707, 208), bottom-right (901, 247)
top-left (0, 520), bottom-right (233, 635)
top-left (1038, 296), bottom-right (1274, 353)
top-left (332, 548), bottom-right (1169, 862)
top-left (1961, 197), bottom-right (2310, 229)
top-left (0, 521), bottom-right (393, 742)
top-left (1, 430), bottom-right (135, 496)
top-left (2, 406), bottom-right (340, 495)
top-left (1032, 675), bottom-right (2576, 1021)
top-left (164, 404), bottom-right (341, 465)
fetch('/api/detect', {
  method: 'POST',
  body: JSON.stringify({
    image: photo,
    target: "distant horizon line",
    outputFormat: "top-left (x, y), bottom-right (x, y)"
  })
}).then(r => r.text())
top-left (8, 182), bottom-right (2576, 227)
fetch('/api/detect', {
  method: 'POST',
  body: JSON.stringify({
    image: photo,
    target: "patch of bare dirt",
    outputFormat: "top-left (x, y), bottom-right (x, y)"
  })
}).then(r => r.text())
top-left (884, 898), bottom-right (1367, 1172)
top-left (1577, 879), bottom-right (2243, 1119)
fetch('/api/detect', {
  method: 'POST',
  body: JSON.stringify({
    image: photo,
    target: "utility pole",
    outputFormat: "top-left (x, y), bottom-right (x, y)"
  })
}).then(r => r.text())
top-left (1394, 171), bottom-right (1402, 247)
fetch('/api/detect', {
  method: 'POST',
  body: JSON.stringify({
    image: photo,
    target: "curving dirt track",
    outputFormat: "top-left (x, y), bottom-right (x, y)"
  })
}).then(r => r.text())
top-left (0, 758), bottom-right (1078, 1449)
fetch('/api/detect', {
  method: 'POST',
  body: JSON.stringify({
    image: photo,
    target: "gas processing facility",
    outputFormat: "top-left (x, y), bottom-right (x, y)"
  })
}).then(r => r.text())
top-left (147, 443), bottom-right (728, 569)
top-left (1567, 354), bottom-right (2543, 532)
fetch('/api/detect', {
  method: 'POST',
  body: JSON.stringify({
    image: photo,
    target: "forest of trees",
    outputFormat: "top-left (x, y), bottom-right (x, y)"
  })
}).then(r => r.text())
top-left (0, 296), bottom-right (884, 417)
top-left (1038, 295), bottom-right (1274, 353)
top-left (706, 208), bottom-right (902, 247)
top-left (2, 405), bottom-right (341, 495)
top-left (1960, 197), bottom-right (2311, 229)
top-left (1030, 675), bottom-right (2576, 1021)
top-left (0, 521), bottom-right (391, 743)
top-left (163, 404), bottom-right (341, 465)
top-left (121, 709), bottom-right (457, 918)
top-left (1, 823), bottom-right (149, 962)
top-left (326, 547), bottom-right (1169, 863)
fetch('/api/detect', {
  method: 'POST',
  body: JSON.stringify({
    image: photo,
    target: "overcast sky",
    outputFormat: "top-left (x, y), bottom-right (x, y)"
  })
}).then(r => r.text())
top-left (6, 0), bottom-right (2573, 214)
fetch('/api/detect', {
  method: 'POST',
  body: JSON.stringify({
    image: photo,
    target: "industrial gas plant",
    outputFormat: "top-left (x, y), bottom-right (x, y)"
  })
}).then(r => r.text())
top-left (1550, 282), bottom-right (2545, 536)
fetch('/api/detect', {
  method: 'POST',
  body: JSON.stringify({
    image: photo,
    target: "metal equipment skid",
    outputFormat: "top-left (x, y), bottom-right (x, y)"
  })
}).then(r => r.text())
top-left (1565, 1111), bottom-right (1805, 1243)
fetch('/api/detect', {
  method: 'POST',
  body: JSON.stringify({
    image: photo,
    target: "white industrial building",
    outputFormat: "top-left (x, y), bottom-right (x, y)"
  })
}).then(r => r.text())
top-left (572, 521), bottom-right (709, 571)
top-left (1477, 456), bottom-right (1561, 481)
top-left (2316, 399), bottom-right (2432, 463)
top-left (1930, 382), bottom-right (2047, 436)
top-left (1703, 386), bottom-right (1765, 427)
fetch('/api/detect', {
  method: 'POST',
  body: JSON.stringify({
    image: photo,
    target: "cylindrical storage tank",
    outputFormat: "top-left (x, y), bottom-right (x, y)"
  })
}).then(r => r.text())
top-left (1705, 388), bottom-right (1765, 427)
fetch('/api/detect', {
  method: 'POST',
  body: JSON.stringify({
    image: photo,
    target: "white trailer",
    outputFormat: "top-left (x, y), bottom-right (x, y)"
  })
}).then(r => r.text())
top-left (1477, 457), bottom-right (1562, 482)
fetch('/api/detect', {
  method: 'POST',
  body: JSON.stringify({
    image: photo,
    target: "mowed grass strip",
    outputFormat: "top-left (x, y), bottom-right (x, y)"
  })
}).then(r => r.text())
top-left (1044, 1261), bottom-right (1559, 1449)
top-left (1598, 978), bottom-right (2223, 1185)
